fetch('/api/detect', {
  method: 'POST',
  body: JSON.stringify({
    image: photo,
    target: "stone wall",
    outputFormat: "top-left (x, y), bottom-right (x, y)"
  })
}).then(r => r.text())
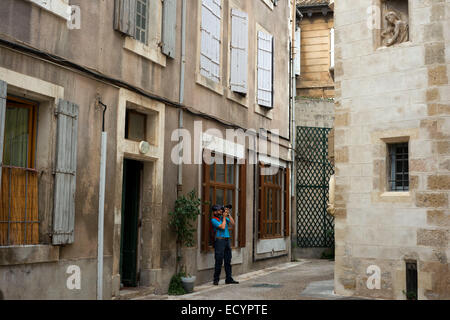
top-left (334, 0), bottom-right (450, 300)
top-left (296, 97), bottom-right (335, 128)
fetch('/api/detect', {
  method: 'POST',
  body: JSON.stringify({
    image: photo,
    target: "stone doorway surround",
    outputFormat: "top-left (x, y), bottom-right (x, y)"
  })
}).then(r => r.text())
top-left (112, 88), bottom-right (165, 297)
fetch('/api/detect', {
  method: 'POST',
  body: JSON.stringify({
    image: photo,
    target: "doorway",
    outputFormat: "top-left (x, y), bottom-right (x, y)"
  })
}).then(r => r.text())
top-left (120, 159), bottom-right (143, 288)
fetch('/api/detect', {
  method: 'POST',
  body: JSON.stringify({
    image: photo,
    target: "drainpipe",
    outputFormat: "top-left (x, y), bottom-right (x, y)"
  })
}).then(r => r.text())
top-left (177, 0), bottom-right (187, 197)
top-left (97, 100), bottom-right (107, 300)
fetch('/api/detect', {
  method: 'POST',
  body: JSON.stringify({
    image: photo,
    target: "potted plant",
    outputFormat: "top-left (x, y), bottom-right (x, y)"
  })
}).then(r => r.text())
top-left (168, 190), bottom-right (202, 294)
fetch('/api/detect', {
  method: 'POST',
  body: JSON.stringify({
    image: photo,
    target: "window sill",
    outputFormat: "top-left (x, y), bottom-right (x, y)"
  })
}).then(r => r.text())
top-left (0, 245), bottom-right (59, 266)
top-left (124, 37), bottom-right (167, 68)
top-left (27, 0), bottom-right (70, 20)
top-left (196, 73), bottom-right (224, 96)
top-left (226, 89), bottom-right (249, 108)
top-left (372, 191), bottom-right (412, 203)
top-left (254, 102), bottom-right (273, 120)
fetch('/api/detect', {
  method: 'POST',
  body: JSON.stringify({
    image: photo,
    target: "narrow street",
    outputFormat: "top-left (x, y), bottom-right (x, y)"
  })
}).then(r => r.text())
top-left (137, 259), bottom-right (355, 300)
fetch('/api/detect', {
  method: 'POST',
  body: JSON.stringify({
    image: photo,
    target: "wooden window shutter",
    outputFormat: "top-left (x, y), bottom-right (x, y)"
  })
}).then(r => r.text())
top-left (238, 160), bottom-right (247, 247)
top-left (52, 99), bottom-right (79, 245)
top-left (295, 27), bottom-right (301, 76)
top-left (0, 80), bottom-right (6, 186)
top-left (330, 27), bottom-right (335, 71)
top-left (230, 8), bottom-right (248, 94)
top-left (284, 167), bottom-right (290, 237)
top-left (201, 161), bottom-right (211, 252)
top-left (162, 0), bottom-right (177, 58)
top-left (257, 162), bottom-right (264, 239)
top-left (114, 0), bottom-right (137, 38)
top-left (200, 0), bottom-right (221, 83)
top-left (257, 31), bottom-right (273, 108)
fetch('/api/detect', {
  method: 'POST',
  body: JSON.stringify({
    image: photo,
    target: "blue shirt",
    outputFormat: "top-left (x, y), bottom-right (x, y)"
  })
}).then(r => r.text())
top-left (211, 216), bottom-right (231, 238)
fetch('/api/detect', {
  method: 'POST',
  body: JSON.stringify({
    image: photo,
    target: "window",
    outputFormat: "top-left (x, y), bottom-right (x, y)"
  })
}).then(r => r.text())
top-left (135, 0), bottom-right (149, 44)
top-left (1, 96), bottom-right (39, 246)
top-left (257, 31), bottom-right (274, 108)
top-left (125, 109), bottom-right (147, 141)
top-left (200, 0), bottom-right (222, 83)
top-left (201, 153), bottom-right (246, 251)
top-left (258, 163), bottom-right (290, 239)
top-left (405, 261), bottom-right (418, 300)
top-left (388, 143), bottom-right (409, 191)
top-left (114, 0), bottom-right (175, 66)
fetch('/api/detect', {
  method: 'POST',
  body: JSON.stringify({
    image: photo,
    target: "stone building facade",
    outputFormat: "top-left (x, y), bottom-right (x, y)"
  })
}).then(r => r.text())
top-left (334, 0), bottom-right (450, 299)
top-left (0, 0), bottom-right (296, 299)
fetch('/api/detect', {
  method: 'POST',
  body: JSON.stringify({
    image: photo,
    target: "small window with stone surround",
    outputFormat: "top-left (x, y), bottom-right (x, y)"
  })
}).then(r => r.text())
top-left (388, 142), bottom-right (409, 191)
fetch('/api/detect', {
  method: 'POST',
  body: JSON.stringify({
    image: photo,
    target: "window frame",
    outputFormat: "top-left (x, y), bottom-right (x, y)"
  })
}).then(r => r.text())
top-left (135, 0), bottom-right (149, 45)
top-left (1, 95), bottom-right (40, 247)
top-left (3, 96), bottom-right (38, 169)
top-left (258, 162), bottom-right (290, 240)
top-left (125, 108), bottom-right (148, 142)
top-left (388, 142), bottom-right (409, 192)
top-left (121, 0), bottom-right (167, 67)
top-left (201, 152), bottom-right (246, 252)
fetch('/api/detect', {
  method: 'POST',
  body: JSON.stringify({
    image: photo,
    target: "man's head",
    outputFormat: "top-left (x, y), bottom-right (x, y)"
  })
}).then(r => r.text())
top-left (212, 204), bottom-right (222, 216)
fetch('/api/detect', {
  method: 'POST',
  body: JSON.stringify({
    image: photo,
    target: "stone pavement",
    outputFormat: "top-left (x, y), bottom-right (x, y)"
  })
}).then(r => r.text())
top-left (136, 259), bottom-right (364, 300)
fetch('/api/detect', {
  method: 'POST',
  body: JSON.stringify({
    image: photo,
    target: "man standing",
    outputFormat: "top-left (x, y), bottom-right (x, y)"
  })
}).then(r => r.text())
top-left (211, 204), bottom-right (239, 285)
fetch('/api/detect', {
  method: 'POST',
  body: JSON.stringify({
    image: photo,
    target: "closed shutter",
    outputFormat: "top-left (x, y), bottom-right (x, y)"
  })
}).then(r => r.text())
top-left (257, 31), bottom-right (273, 108)
top-left (238, 160), bottom-right (247, 247)
top-left (114, 0), bottom-right (137, 38)
top-left (162, 0), bottom-right (177, 58)
top-left (230, 8), bottom-right (248, 94)
top-left (52, 99), bottom-right (79, 245)
top-left (201, 161), bottom-right (211, 252)
top-left (330, 28), bottom-right (335, 71)
top-left (284, 167), bottom-right (290, 236)
top-left (200, 0), bottom-right (222, 83)
top-left (295, 27), bottom-right (301, 76)
top-left (0, 81), bottom-right (6, 186)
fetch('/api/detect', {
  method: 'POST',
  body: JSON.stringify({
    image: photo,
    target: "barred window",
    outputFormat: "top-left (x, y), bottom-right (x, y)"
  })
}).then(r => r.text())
top-left (388, 143), bottom-right (409, 191)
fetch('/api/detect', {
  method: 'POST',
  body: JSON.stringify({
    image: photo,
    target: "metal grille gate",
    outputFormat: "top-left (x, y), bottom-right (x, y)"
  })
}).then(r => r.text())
top-left (296, 126), bottom-right (334, 248)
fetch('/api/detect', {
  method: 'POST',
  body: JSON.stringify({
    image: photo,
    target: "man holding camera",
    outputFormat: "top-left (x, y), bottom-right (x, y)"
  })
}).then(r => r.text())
top-left (211, 204), bottom-right (239, 286)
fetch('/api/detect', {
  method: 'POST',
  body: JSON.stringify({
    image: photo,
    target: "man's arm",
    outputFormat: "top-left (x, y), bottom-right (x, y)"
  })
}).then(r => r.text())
top-left (227, 214), bottom-right (235, 226)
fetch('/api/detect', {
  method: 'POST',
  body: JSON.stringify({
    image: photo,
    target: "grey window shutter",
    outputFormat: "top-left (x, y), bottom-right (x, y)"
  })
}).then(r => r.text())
top-left (0, 80), bottom-right (6, 186)
top-left (52, 99), bottom-right (79, 245)
top-left (114, 0), bottom-right (137, 38)
top-left (257, 31), bottom-right (273, 108)
top-left (230, 9), bottom-right (248, 94)
top-left (162, 0), bottom-right (177, 58)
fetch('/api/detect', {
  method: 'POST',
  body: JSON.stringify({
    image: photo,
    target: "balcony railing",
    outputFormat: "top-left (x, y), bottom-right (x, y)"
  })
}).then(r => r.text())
top-left (0, 166), bottom-right (39, 246)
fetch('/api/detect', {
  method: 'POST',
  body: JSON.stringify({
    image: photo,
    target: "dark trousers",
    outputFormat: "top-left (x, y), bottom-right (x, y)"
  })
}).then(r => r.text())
top-left (213, 238), bottom-right (232, 282)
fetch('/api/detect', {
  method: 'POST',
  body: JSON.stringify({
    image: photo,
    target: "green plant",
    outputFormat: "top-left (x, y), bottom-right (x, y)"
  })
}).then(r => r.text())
top-left (402, 290), bottom-right (418, 300)
top-left (168, 272), bottom-right (187, 296)
top-left (169, 189), bottom-right (202, 274)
